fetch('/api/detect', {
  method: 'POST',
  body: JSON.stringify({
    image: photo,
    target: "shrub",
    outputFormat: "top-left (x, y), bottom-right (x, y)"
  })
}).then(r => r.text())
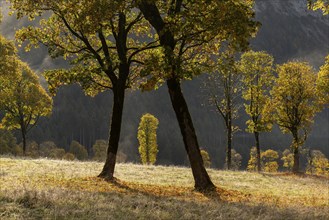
top-left (247, 147), bottom-right (258, 171)
top-left (62, 153), bottom-right (75, 161)
top-left (281, 149), bottom-right (294, 171)
top-left (231, 149), bottom-right (242, 170)
top-left (0, 129), bottom-right (17, 155)
top-left (200, 149), bottom-right (211, 168)
top-left (116, 151), bottom-right (127, 163)
top-left (39, 141), bottom-right (57, 157)
top-left (92, 140), bottom-right (107, 161)
top-left (261, 149), bottom-right (279, 172)
top-left (306, 150), bottom-right (329, 176)
top-left (49, 148), bottom-right (66, 159)
top-left (25, 141), bottom-right (39, 158)
top-left (69, 141), bottom-right (88, 160)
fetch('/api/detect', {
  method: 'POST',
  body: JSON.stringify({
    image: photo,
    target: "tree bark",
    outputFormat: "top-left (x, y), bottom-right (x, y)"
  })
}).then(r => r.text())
top-left (167, 79), bottom-right (215, 191)
top-left (98, 81), bottom-right (125, 180)
top-left (226, 118), bottom-right (232, 170)
top-left (292, 130), bottom-right (300, 173)
top-left (21, 127), bottom-right (27, 156)
top-left (254, 131), bottom-right (261, 172)
top-left (138, 1), bottom-right (214, 191)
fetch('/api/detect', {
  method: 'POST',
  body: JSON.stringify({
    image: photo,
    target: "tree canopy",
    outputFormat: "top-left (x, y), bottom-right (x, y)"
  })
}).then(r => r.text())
top-left (317, 55), bottom-right (329, 105)
top-left (0, 57), bottom-right (52, 153)
top-left (10, 0), bottom-right (155, 95)
top-left (137, 113), bottom-right (159, 165)
top-left (271, 61), bottom-right (320, 173)
top-left (308, 0), bottom-right (329, 15)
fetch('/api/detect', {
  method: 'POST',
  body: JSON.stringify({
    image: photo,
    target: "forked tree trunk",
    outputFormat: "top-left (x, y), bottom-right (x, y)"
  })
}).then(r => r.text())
top-left (254, 131), bottom-right (261, 172)
top-left (167, 79), bottom-right (215, 191)
top-left (98, 82), bottom-right (125, 180)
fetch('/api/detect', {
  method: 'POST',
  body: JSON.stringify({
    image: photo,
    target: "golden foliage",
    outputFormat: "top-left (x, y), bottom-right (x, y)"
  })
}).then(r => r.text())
top-left (200, 149), bottom-right (211, 168)
top-left (137, 113), bottom-right (159, 165)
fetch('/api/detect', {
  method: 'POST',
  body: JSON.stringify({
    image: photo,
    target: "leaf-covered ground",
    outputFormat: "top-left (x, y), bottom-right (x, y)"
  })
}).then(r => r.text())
top-left (0, 157), bottom-right (328, 219)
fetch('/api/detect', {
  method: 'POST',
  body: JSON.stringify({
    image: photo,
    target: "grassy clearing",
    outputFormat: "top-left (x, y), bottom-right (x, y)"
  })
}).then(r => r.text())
top-left (0, 157), bottom-right (328, 219)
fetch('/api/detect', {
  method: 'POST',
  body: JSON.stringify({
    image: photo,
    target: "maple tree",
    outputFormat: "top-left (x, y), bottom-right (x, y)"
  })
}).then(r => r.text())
top-left (271, 62), bottom-right (320, 173)
top-left (203, 48), bottom-right (242, 170)
top-left (10, 0), bottom-right (157, 179)
top-left (138, 0), bottom-right (258, 190)
top-left (0, 58), bottom-right (52, 154)
top-left (239, 50), bottom-right (274, 172)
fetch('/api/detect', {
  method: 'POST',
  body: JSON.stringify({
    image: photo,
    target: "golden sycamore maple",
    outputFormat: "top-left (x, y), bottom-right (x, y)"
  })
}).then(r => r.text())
top-left (239, 50), bottom-right (275, 172)
top-left (271, 61), bottom-right (320, 173)
top-left (0, 58), bottom-right (52, 154)
top-left (317, 55), bottom-right (329, 105)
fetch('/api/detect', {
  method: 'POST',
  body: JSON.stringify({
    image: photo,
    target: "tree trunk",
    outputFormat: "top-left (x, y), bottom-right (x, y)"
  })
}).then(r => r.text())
top-left (21, 127), bottom-right (27, 156)
top-left (292, 131), bottom-right (300, 174)
top-left (167, 78), bottom-right (215, 191)
top-left (98, 81), bottom-right (125, 180)
top-left (254, 131), bottom-right (261, 172)
top-left (226, 118), bottom-right (232, 170)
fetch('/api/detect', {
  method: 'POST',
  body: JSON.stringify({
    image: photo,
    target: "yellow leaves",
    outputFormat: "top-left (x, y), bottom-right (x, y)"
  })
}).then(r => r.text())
top-left (317, 54), bottom-right (329, 106)
top-left (308, 0), bottom-right (329, 15)
top-left (272, 61), bottom-right (319, 135)
top-left (138, 113), bottom-right (159, 165)
top-left (200, 149), bottom-right (211, 168)
top-left (0, 55), bottom-right (52, 132)
top-left (239, 51), bottom-right (274, 133)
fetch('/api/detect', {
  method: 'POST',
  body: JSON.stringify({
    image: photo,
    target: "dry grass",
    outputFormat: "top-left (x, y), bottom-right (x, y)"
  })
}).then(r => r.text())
top-left (0, 156), bottom-right (328, 219)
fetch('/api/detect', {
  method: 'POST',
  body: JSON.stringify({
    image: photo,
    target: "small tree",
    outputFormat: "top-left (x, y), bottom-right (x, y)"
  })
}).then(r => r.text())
top-left (24, 141), bottom-right (39, 158)
top-left (271, 62), bottom-right (320, 173)
top-left (281, 149), bottom-right (294, 171)
top-left (69, 141), bottom-right (88, 161)
top-left (137, 113), bottom-right (159, 165)
top-left (261, 149), bottom-right (279, 172)
top-left (49, 148), bottom-right (66, 160)
top-left (200, 150), bottom-right (211, 168)
top-left (247, 147), bottom-right (258, 171)
top-left (306, 150), bottom-right (329, 176)
top-left (0, 58), bottom-right (53, 155)
top-left (92, 140), bottom-right (107, 162)
top-left (39, 141), bottom-right (57, 157)
top-left (63, 153), bottom-right (75, 161)
top-left (231, 149), bottom-right (242, 171)
top-left (0, 129), bottom-right (17, 155)
top-left (204, 48), bottom-right (241, 170)
top-left (239, 51), bottom-right (274, 172)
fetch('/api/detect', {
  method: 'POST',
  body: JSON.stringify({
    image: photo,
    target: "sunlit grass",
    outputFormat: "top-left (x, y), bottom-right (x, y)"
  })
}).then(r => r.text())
top-left (0, 156), bottom-right (328, 219)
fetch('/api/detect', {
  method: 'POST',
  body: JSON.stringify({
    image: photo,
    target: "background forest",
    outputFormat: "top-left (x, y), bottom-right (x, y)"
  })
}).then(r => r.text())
top-left (0, 0), bottom-right (328, 169)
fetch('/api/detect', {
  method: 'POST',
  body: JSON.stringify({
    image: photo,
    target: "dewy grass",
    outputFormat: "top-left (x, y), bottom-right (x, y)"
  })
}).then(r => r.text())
top-left (0, 156), bottom-right (328, 219)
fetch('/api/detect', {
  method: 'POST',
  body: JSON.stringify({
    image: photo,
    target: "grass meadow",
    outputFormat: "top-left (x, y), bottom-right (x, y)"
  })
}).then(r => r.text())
top-left (0, 156), bottom-right (328, 219)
